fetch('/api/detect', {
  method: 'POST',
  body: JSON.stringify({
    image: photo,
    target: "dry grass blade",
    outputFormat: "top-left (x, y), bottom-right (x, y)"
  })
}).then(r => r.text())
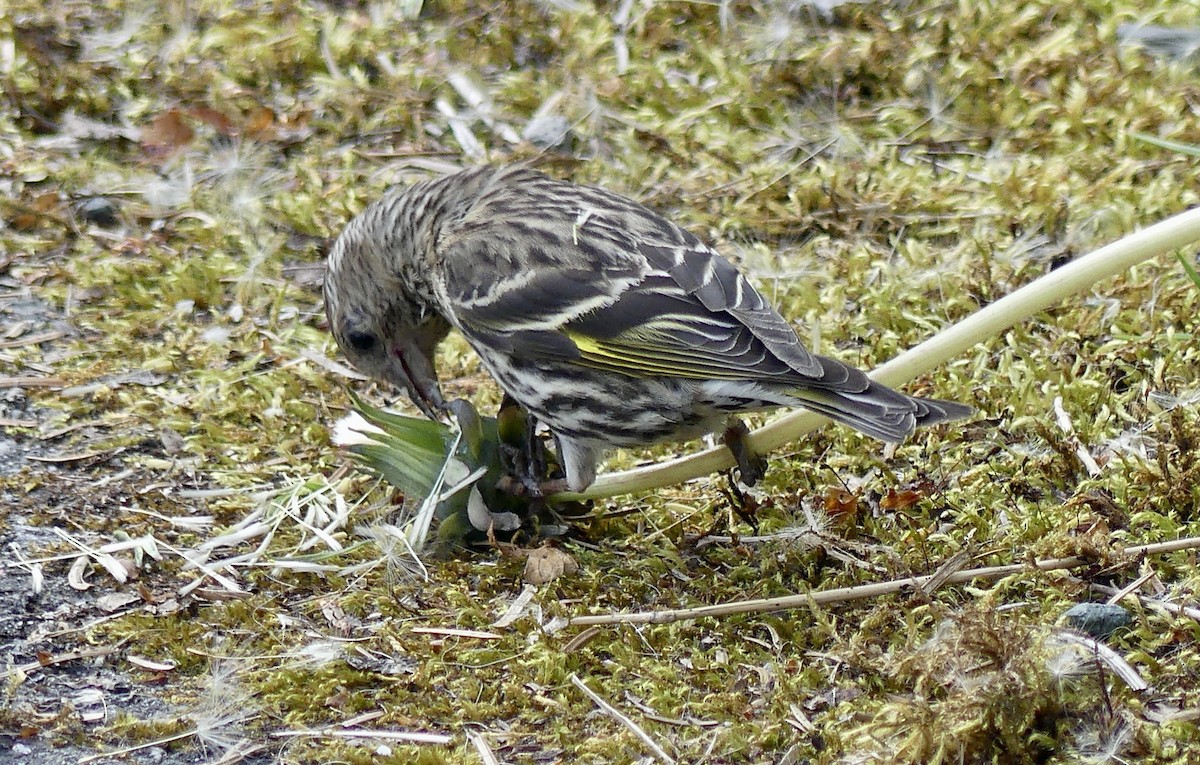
top-left (51, 528), bottom-right (131, 583)
top-left (569, 673), bottom-right (675, 764)
top-left (271, 728), bottom-right (452, 744)
top-left (466, 730), bottom-right (500, 765)
top-left (1049, 630), bottom-right (1149, 692)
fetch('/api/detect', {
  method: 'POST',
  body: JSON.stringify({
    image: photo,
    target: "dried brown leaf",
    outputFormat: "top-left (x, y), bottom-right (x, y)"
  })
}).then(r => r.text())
top-left (822, 488), bottom-right (859, 520)
top-left (187, 106), bottom-right (237, 136)
top-left (523, 546), bottom-right (579, 585)
top-left (880, 488), bottom-right (924, 511)
top-left (10, 192), bottom-right (61, 231)
top-left (245, 107), bottom-right (277, 140)
top-left (140, 108), bottom-right (194, 159)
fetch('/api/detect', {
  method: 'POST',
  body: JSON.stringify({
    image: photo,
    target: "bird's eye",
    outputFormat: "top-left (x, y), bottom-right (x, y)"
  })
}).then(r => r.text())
top-left (346, 330), bottom-right (378, 353)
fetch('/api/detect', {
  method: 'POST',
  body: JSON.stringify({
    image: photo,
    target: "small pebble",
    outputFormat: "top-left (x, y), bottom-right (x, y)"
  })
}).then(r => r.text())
top-left (77, 197), bottom-right (119, 227)
top-left (1062, 602), bottom-right (1133, 639)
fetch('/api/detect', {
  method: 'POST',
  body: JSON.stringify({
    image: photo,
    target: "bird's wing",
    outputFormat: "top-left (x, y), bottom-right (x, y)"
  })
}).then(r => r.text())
top-left (558, 238), bottom-right (872, 390)
top-left (437, 211), bottom-right (644, 341)
top-left (436, 178), bottom-right (865, 390)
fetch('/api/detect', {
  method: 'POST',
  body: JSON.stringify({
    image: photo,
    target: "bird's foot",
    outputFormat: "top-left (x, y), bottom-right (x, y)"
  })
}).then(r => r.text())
top-left (496, 394), bottom-right (569, 498)
top-left (723, 419), bottom-right (767, 487)
top-left (495, 473), bottom-right (569, 498)
top-left (536, 478), bottom-right (570, 497)
top-left (497, 395), bottom-right (544, 490)
top-left (498, 444), bottom-right (542, 495)
top-left (720, 475), bottom-right (761, 532)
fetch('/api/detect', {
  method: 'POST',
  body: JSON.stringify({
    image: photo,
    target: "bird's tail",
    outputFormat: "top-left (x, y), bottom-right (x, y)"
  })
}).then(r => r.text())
top-left (788, 382), bottom-right (974, 444)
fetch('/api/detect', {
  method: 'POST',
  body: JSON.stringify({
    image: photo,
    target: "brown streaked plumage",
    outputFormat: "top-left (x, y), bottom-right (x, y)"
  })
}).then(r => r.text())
top-left (325, 165), bottom-right (972, 491)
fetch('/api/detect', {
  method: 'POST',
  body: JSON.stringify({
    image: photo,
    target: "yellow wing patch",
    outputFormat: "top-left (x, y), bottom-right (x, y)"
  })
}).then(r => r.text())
top-left (564, 329), bottom-right (757, 381)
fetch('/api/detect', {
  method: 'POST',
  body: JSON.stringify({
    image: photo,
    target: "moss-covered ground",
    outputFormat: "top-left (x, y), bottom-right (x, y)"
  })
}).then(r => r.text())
top-left (3, 1), bottom-right (1200, 762)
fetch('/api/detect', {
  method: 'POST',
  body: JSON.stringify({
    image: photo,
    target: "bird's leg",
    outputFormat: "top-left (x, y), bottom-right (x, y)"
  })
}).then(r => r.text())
top-left (523, 423), bottom-right (573, 497)
top-left (723, 418), bottom-right (767, 486)
top-left (524, 412), bottom-right (549, 486)
top-left (496, 394), bottom-right (575, 500)
top-left (496, 394), bottom-right (547, 497)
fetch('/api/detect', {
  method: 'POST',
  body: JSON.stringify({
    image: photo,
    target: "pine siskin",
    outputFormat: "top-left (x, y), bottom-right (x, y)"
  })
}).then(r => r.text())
top-left (324, 165), bottom-right (972, 493)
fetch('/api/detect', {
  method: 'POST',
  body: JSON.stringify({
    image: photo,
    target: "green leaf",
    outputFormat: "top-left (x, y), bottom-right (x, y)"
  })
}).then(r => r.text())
top-left (351, 442), bottom-right (442, 498)
top-left (348, 391), bottom-right (448, 454)
top-left (1177, 252), bottom-right (1200, 290)
top-left (1129, 131), bottom-right (1200, 158)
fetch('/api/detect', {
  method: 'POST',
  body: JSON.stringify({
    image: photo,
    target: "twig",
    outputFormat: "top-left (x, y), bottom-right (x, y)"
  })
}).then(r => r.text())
top-left (79, 705), bottom-right (260, 764)
top-left (78, 729), bottom-right (203, 763)
top-left (569, 673), bottom-right (675, 764)
top-left (0, 375), bottom-right (67, 388)
top-left (272, 728), bottom-right (452, 744)
top-left (410, 626), bottom-right (502, 640)
top-left (1103, 569), bottom-right (1158, 606)
top-left (569, 537), bottom-right (1200, 627)
top-left (207, 740), bottom-right (272, 765)
top-left (0, 330), bottom-right (65, 349)
top-left (561, 204), bottom-right (1200, 501)
top-left (4, 641), bottom-right (128, 679)
top-left (1086, 581), bottom-right (1200, 622)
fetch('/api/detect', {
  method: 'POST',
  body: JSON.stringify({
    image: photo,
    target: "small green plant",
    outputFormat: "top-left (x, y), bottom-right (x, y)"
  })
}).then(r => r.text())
top-left (333, 394), bottom-right (565, 549)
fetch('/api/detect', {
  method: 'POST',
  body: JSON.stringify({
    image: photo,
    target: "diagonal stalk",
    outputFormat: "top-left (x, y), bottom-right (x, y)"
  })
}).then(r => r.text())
top-left (557, 205), bottom-right (1200, 501)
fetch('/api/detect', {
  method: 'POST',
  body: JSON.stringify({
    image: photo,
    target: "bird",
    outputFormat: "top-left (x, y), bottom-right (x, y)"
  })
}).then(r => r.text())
top-left (324, 165), bottom-right (972, 494)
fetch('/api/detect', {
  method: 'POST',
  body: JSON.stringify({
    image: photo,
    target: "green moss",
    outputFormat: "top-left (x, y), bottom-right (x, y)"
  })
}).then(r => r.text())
top-left (6, 0), bottom-right (1200, 761)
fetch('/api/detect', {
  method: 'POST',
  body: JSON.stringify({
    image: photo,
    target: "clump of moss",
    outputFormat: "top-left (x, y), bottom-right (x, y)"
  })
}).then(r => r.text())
top-left (834, 602), bottom-right (1136, 763)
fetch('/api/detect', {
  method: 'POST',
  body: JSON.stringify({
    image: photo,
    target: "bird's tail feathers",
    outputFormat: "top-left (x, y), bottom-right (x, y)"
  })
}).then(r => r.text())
top-left (908, 396), bottom-right (975, 428)
top-left (789, 383), bottom-right (973, 444)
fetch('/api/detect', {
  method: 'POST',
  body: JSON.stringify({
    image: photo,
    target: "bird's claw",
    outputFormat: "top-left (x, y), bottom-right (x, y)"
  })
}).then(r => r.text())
top-left (723, 419), bottom-right (767, 486)
top-left (498, 442), bottom-right (547, 497)
top-left (496, 472), bottom-right (569, 499)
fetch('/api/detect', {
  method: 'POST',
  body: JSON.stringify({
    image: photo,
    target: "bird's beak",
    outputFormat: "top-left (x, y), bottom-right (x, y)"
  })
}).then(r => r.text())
top-left (387, 336), bottom-right (444, 419)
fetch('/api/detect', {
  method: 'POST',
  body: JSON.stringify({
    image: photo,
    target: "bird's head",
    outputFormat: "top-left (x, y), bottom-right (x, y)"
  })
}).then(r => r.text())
top-left (324, 198), bottom-right (451, 419)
